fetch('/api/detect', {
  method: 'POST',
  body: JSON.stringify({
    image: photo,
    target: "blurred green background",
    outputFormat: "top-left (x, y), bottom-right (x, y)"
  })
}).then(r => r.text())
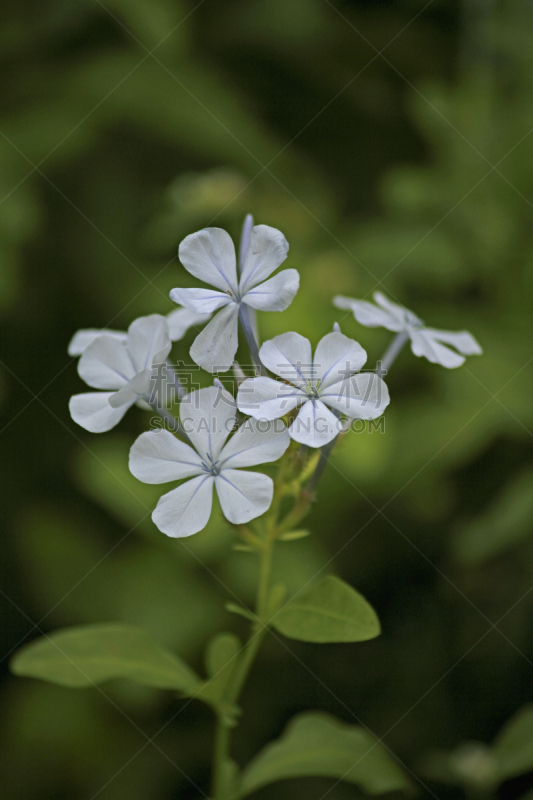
top-left (1, 0), bottom-right (533, 797)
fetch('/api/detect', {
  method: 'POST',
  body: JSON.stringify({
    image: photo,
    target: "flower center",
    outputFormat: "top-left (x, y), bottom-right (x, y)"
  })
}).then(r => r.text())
top-left (306, 380), bottom-right (321, 399)
top-left (202, 454), bottom-right (221, 476)
top-left (404, 310), bottom-right (424, 330)
top-left (226, 289), bottom-right (241, 304)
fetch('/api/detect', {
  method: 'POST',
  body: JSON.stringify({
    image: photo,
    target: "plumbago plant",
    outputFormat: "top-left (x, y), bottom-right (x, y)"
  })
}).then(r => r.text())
top-left (11, 216), bottom-right (482, 799)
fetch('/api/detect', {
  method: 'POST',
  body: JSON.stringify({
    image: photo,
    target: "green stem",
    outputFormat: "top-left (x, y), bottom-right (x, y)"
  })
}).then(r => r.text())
top-left (306, 330), bottom-right (409, 495)
top-left (376, 330), bottom-right (409, 377)
top-left (212, 723), bottom-right (231, 799)
top-left (210, 450), bottom-right (308, 797)
top-left (148, 399), bottom-right (192, 446)
top-left (238, 304), bottom-right (264, 376)
top-left (211, 535), bottom-right (275, 799)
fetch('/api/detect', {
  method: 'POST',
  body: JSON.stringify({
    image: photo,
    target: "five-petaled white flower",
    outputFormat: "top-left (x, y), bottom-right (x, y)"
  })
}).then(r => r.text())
top-left (236, 331), bottom-right (389, 448)
top-left (169, 225), bottom-right (299, 373)
top-left (69, 314), bottom-right (171, 433)
top-left (129, 385), bottom-right (290, 537)
top-left (334, 292), bottom-right (482, 369)
top-left (67, 306), bottom-right (210, 356)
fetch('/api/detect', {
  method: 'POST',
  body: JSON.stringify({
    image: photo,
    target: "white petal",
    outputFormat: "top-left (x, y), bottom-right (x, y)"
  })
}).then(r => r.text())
top-left (239, 224), bottom-right (289, 293)
top-left (68, 329), bottom-right (127, 356)
top-left (69, 392), bottom-right (131, 433)
top-left (410, 330), bottom-right (465, 368)
top-left (289, 399), bottom-right (341, 448)
top-left (321, 373), bottom-right (390, 419)
top-left (215, 469), bottom-right (273, 524)
top-left (259, 332), bottom-right (313, 387)
top-left (180, 385), bottom-right (237, 462)
top-left (129, 430), bottom-right (204, 483)
top-left (374, 291), bottom-right (425, 329)
top-left (169, 287), bottom-right (232, 314)
top-left (423, 328), bottom-right (482, 356)
top-left (189, 304), bottom-right (239, 373)
top-left (152, 476), bottom-right (214, 538)
top-left (313, 332), bottom-right (367, 389)
top-left (78, 335), bottom-right (135, 390)
top-left (178, 227), bottom-right (238, 293)
top-left (333, 295), bottom-right (402, 331)
top-left (166, 307), bottom-right (212, 340)
top-left (373, 291), bottom-right (414, 322)
top-left (109, 370), bottom-right (152, 408)
top-left (126, 315), bottom-right (171, 374)
top-left (243, 269), bottom-right (300, 312)
top-left (237, 376), bottom-right (305, 420)
top-left (219, 418), bottom-right (290, 469)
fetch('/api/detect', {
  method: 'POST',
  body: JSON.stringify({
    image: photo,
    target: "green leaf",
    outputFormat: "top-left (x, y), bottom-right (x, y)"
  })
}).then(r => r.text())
top-left (279, 529), bottom-right (310, 541)
top-left (493, 704), bottom-right (533, 781)
top-left (205, 632), bottom-right (241, 679)
top-left (272, 576), bottom-right (380, 643)
top-left (266, 584), bottom-right (287, 616)
top-left (225, 603), bottom-right (256, 622)
top-left (10, 624), bottom-right (200, 693)
top-left (453, 468), bottom-right (533, 564)
top-left (239, 712), bottom-right (412, 796)
top-left (196, 633), bottom-right (242, 725)
top-left (421, 743), bottom-right (497, 791)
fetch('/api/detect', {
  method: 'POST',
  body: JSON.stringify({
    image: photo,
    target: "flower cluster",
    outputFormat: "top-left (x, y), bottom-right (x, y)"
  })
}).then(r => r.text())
top-left (69, 218), bottom-right (482, 536)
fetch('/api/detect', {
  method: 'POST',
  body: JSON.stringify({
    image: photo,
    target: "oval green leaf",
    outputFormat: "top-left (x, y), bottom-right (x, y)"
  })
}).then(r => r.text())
top-left (202, 632), bottom-right (241, 703)
top-left (239, 712), bottom-right (412, 797)
top-left (453, 468), bottom-right (533, 564)
top-left (272, 576), bottom-right (380, 643)
top-left (493, 704), bottom-right (533, 781)
top-left (10, 623), bottom-right (200, 693)
top-left (205, 632), bottom-right (241, 679)
top-left (196, 633), bottom-right (242, 724)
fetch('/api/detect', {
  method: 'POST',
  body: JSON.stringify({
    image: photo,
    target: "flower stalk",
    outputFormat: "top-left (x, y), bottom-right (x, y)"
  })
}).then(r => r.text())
top-left (238, 303), bottom-right (264, 376)
top-left (306, 328), bottom-right (411, 494)
top-left (210, 445), bottom-right (316, 797)
top-left (147, 395), bottom-right (192, 444)
top-left (376, 330), bottom-right (410, 377)
top-left (211, 477), bottom-right (283, 799)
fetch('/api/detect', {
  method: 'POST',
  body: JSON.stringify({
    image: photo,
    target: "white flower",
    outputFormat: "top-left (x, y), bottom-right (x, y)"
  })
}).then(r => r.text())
top-left (236, 331), bottom-right (389, 448)
top-left (169, 225), bottom-right (300, 373)
top-left (67, 307), bottom-right (210, 356)
top-left (69, 314), bottom-right (171, 433)
top-left (129, 385), bottom-right (290, 537)
top-left (334, 292), bottom-right (482, 369)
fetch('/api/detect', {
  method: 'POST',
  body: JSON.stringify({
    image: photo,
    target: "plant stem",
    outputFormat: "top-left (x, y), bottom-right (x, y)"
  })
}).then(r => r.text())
top-left (306, 331), bottom-right (409, 494)
top-left (376, 330), bottom-right (409, 376)
top-left (210, 449), bottom-right (315, 797)
top-left (211, 531), bottom-right (275, 798)
top-left (212, 723), bottom-right (231, 799)
top-left (305, 437), bottom-right (337, 494)
top-left (165, 365), bottom-right (187, 400)
top-left (148, 399), bottom-right (192, 445)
